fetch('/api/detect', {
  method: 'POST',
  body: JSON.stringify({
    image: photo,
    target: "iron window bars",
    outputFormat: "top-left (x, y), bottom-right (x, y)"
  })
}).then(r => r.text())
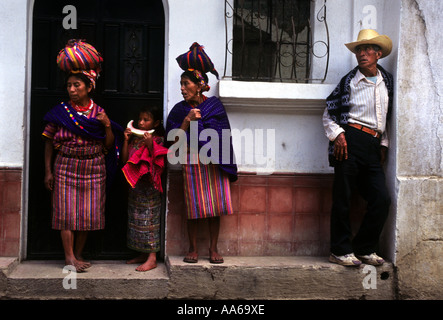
top-left (224, 0), bottom-right (329, 83)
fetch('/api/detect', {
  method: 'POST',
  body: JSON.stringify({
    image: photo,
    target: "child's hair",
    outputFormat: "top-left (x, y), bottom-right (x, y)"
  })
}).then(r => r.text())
top-left (135, 105), bottom-right (165, 137)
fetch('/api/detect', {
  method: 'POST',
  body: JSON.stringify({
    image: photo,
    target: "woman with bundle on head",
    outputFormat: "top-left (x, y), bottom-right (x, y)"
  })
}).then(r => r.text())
top-left (166, 43), bottom-right (237, 264)
top-left (43, 40), bottom-right (122, 272)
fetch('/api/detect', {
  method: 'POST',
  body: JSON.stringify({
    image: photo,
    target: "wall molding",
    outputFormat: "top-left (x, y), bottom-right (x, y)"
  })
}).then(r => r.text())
top-left (219, 80), bottom-right (336, 114)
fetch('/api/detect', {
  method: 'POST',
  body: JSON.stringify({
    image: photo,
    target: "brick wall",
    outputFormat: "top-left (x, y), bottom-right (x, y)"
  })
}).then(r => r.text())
top-left (165, 170), bottom-right (366, 257)
top-left (0, 168), bottom-right (22, 257)
top-left (0, 167), bottom-right (365, 259)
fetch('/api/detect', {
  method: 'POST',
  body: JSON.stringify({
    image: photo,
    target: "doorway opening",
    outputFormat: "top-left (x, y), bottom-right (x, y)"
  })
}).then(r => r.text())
top-left (27, 0), bottom-right (165, 260)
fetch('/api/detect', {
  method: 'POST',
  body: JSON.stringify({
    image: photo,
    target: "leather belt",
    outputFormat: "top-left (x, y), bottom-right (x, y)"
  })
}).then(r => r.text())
top-left (348, 123), bottom-right (381, 138)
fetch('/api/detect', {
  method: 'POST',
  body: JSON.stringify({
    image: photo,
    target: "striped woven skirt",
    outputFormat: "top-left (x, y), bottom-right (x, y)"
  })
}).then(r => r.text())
top-left (127, 175), bottom-right (161, 253)
top-left (52, 145), bottom-right (106, 231)
top-left (182, 159), bottom-right (233, 220)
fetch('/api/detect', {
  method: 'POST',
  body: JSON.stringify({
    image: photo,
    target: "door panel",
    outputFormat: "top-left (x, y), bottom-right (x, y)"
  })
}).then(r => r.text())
top-left (28, 0), bottom-right (165, 259)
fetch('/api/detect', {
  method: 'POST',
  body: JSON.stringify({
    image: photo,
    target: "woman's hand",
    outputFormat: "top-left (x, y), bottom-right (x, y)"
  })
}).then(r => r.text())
top-left (173, 108), bottom-right (202, 145)
top-left (44, 139), bottom-right (54, 191)
top-left (96, 111), bottom-right (111, 128)
top-left (123, 128), bottom-right (132, 141)
top-left (186, 109), bottom-right (201, 122)
top-left (96, 110), bottom-right (115, 149)
top-left (44, 171), bottom-right (54, 191)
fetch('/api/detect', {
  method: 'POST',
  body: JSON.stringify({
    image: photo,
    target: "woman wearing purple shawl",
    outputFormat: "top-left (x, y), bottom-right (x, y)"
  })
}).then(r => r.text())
top-left (42, 40), bottom-right (122, 272)
top-left (166, 44), bottom-right (237, 264)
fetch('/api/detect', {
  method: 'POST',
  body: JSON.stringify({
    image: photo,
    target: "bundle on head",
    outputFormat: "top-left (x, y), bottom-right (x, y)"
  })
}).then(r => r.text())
top-left (176, 42), bottom-right (219, 79)
top-left (57, 39), bottom-right (103, 74)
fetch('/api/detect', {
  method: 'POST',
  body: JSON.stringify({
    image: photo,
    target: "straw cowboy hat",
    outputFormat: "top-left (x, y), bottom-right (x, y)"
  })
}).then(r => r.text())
top-left (345, 29), bottom-right (392, 58)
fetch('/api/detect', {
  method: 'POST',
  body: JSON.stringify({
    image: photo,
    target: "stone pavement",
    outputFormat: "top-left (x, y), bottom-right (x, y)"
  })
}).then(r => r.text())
top-left (0, 256), bottom-right (396, 300)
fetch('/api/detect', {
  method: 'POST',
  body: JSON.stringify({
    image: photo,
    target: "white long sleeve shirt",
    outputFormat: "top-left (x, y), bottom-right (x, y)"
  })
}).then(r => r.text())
top-left (323, 69), bottom-right (390, 147)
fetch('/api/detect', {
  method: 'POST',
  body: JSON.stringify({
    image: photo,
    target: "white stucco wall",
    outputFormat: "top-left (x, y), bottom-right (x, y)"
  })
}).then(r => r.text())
top-left (217, 0), bottom-right (399, 174)
top-left (0, 0), bottom-right (28, 167)
top-left (165, 0), bottom-right (226, 112)
top-left (0, 0), bottom-right (401, 174)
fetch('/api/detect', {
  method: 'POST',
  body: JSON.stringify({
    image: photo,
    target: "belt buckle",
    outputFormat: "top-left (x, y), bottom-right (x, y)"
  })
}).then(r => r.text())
top-left (373, 132), bottom-right (378, 138)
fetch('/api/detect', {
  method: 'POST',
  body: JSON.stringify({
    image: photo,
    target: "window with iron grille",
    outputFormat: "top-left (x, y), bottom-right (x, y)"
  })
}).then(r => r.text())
top-left (224, 0), bottom-right (329, 83)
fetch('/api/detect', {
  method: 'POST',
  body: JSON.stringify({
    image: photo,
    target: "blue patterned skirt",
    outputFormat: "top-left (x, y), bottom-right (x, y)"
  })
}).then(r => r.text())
top-left (127, 175), bottom-right (161, 253)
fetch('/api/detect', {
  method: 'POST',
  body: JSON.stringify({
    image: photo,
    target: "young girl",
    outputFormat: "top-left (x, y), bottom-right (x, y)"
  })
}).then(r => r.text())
top-left (121, 106), bottom-right (167, 271)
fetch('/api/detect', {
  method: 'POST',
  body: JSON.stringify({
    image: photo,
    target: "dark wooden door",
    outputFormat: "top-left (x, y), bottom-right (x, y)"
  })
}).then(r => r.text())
top-left (27, 0), bottom-right (165, 259)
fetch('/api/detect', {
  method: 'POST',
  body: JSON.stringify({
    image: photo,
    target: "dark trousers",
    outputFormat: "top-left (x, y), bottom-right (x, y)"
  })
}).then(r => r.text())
top-left (330, 126), bottom-right (391, 256)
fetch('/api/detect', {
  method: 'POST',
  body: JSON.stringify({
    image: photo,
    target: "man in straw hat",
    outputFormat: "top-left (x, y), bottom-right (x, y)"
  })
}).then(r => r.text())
top-left (322, 29), bottom-right (394, 266)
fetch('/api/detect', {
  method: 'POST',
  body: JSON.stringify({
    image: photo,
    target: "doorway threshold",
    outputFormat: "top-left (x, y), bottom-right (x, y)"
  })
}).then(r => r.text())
top-left (1, 256), bottom-right (396, 300)
top-left (2, 258), bottom-right (169, 300)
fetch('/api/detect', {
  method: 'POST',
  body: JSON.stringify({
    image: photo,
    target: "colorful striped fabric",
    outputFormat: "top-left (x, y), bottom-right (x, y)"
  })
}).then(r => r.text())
top-left (52, 145), bottom-right (106, 231)
top-left (182, 154), bottom-right (233, 220)
top-left (176, 42), bottom-right (219, 79)
top-left (57, 39), bottom-right (103, 73)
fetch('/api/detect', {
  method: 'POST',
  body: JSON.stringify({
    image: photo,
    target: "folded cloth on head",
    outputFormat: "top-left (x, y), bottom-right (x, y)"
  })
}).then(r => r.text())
top-left (122, 141), bottom-right (168, 193)
top-left (176, 42), bottom-right (219, 79)
top-left (57, 39), bottom-right (103, 74)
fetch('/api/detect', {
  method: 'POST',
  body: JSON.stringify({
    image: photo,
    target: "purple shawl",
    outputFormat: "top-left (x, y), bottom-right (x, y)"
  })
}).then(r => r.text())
top-left (166, 96), bottom-right (238, 182)
top-left (43, 102), bottom-right (124, 188)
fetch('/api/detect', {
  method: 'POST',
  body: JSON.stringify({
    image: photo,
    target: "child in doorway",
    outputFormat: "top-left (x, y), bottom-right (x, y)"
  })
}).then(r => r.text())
top-left (121, 105), bottom-right (168, 271)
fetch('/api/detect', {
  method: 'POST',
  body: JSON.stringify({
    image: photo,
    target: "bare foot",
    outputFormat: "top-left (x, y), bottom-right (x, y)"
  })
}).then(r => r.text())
top-left (136, 260), bottom-right (157, 272)
top-left (126, 254), bottom-right (148, 265)
top-left (75, 255), bottom-right (91, 268)
top-left (65, 259), bottom-right (88, 272)
top-left (134, 253), bottom-right (157, 272)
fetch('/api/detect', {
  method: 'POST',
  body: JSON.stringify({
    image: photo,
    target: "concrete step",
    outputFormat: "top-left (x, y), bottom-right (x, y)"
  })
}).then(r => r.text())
top-left (1, 256), bottom-right (396, 300)
top-left (2, 259), bottom-right (169, 300)
top-left (166, 256), bottom-right (395, 300)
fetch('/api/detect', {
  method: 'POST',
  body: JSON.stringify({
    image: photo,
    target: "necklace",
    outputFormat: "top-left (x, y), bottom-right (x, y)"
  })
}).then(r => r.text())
top-left (72, 99), bottom-right (93, 115)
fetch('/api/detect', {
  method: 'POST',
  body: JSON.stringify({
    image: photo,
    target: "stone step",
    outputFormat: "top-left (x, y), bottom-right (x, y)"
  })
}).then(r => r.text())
top-left (3, 259), bottom-right (169, 300)
top-left (1, 256), bottom-right (395, 300)
top-left (166, 256), bottom-right (395, 300)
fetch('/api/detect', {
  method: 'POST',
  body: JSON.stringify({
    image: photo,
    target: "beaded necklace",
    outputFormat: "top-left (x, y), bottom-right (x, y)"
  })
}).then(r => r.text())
top-left (71, 99), bottom-right (94, 115)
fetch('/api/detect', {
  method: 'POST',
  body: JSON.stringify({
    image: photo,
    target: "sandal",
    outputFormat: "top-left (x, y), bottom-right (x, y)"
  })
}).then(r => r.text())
top-left (183, 252), bottom-right (198, 263)
top-left (209, 250), bottom-right (224, 264)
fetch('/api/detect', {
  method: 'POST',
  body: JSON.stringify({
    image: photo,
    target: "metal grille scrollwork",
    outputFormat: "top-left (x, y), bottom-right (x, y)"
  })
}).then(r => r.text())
top-left (224, 0), bottom-right (329, 83)
top-left (124, 25), bottom-right (144, 93)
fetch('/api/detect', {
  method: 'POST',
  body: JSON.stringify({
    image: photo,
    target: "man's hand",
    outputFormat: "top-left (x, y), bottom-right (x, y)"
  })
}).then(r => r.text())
top-left (334, 132), bottom-right (348, 161)
top-left (380, 146), bottom-right (388, 165)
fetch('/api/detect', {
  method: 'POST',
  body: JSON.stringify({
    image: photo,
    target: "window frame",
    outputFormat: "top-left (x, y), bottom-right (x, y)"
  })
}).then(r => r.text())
top-left (223, 0), bottom-right (329, 84)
